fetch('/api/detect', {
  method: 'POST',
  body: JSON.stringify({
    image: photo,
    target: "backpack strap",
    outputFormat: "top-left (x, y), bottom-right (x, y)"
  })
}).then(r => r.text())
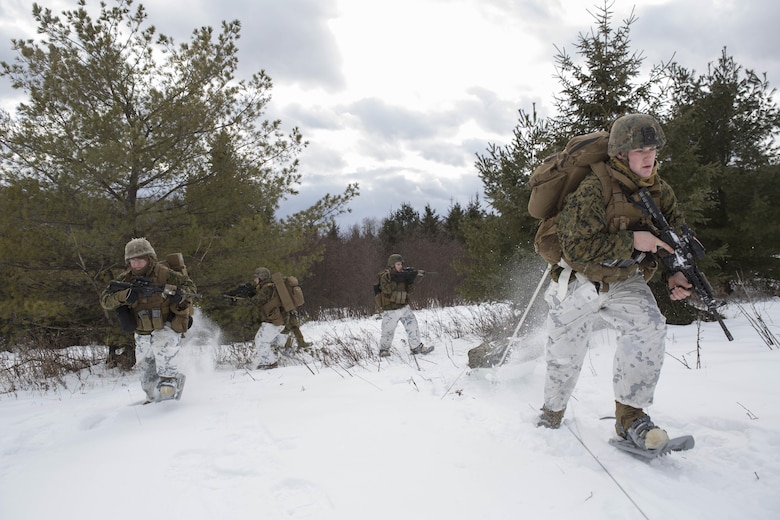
top-left (591, 162), bottom-right (614, 204)
top-left (592, 162), bottom-right (637, 232)
top-left (556, 258), bottom-right (592, 301)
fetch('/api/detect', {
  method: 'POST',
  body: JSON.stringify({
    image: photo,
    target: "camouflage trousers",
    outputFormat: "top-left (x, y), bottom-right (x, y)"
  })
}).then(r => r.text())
top-left (254, 322), bottom-right (288, 366)
top-left (380, 305), bottom-right (421, 352)
top-left (134, 325), bottom-right (182, 399)
top-left (542, 270), bottom-right (666, 412)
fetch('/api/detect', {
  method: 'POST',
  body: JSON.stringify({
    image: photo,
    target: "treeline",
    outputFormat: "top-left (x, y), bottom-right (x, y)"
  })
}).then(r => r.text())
top-left (303, 201), bottom-right (484, 320)
top-left (1, 1), bottom-right (779, 354)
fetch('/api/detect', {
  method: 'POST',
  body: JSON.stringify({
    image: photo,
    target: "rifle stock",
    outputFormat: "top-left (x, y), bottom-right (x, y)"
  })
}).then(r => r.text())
top-left (635, 188), bottom-right (733, 341)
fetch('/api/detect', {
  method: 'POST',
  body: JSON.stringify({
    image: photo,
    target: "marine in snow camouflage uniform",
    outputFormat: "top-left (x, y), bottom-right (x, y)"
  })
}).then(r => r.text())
top-left (250, 267), bottom-right (307, 369)
top-left (100, 238), bottom-right (196, 403)
top-left (539, 114), bottom-right (694, 451)
top-left (376, 254), bottom-right (433, 357)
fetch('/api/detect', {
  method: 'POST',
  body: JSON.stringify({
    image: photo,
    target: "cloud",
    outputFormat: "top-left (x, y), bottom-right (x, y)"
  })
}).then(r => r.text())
top-left (347, 98), bottom-right (442, 141)
top-left (297, 141), bottom-right (348, 174)
top-left (635, 1), bottom-right (780, 81)
top-left (417, 142), bottom-right (471, 168)
top-left (144, 0), bottom-right (346, 90)
top-left (282, 102), bottom-right (345, 131)
top-left (2, 0), bottom-right (777, 230)
top-left (459, 87), bottom-right (533, 136)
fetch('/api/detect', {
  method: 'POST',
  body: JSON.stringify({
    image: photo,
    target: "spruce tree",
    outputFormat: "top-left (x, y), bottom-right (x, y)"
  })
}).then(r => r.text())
top-left (466, 1), bottom-right (668, 302)
top-left (663, 49), bottom-right (780, 282)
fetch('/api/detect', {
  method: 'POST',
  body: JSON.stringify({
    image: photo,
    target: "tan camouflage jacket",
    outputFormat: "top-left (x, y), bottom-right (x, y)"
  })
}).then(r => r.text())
top-left (100, 261), bottom-right (196, 333)
top-left (377, 268), bottom-right (416, 311)
top-left (557, 162), bottom-right (685, 282)
top-left (252, 281), bottom-right (285, 325)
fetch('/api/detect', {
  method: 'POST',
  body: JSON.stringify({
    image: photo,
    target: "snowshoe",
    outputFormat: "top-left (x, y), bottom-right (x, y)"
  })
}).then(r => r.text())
top-left (609, 435), bottom-right (695, 460)
top-left (411, 344), bottom-right (434, 355)
top-left (616, 415), bottom-right (669, 450)
top-left (157, 373), bottom-right (186, 401)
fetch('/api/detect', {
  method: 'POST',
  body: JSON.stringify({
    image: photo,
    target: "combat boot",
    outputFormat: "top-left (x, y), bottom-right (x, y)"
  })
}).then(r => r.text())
top-left (537, 405), bottom-right (565, 429)
top-left (158, 380), bottom-right (176, 400)
top-left (615, 401), bottom-right (669, 450)
top-left (157, 374), bottom-right (186, 401)
top-left (411, 343), bottom-right (434, 355)
top-left (616, 415), bottom-right (669, 450)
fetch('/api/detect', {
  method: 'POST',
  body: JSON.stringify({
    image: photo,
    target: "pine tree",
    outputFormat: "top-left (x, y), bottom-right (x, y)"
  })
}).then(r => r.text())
top-left (379, 203), bottom-right (421, 247)
top-left (550, 3), bottom-right (668, 135)
top-left (466, 1), bottom-right (669, 302)
top-left (0, 0), bottom-right (357, 347)
top-left (663, 48), bottom-right (780, 281)
top-left (419, 205), bottom-right (442, 239)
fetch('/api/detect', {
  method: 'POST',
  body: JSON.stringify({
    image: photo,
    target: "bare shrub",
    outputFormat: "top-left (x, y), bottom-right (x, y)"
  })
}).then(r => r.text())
top-left (209, 342), bottom-right (253, 368)
top-left (314, 327), bottom-right (380, 368)
top-left (0, 345), bottom-right (107, 395)
top-left (731, 275), bottom-right (779, 350)
top-left (1, 303), bottom-right (549, 393)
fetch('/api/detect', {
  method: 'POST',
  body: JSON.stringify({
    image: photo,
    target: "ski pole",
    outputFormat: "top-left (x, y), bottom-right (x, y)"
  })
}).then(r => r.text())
top-left (497, 264), bottom-right (552, 366)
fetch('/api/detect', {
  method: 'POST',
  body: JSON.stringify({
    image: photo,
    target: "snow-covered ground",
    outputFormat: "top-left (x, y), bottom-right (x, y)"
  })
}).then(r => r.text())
top-left (1, 299), bottom-right (779, 520)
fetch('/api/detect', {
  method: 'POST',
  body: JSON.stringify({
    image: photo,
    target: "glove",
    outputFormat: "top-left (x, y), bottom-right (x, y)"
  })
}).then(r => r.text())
top-left (168, 291), bottom-right (183, 306)
top-left (123, 288), bottom-right (138, 304)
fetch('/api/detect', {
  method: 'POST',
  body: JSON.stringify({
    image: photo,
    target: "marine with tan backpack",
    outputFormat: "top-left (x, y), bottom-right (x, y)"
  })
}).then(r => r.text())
top-left (100, 238), bottom-right (196, 403)
top-left (528, 128), bottom-right (661, 285)
top-left (236, 267), bottom-right (308, 369)
top-left (533, 114), bottom-right (699, 458)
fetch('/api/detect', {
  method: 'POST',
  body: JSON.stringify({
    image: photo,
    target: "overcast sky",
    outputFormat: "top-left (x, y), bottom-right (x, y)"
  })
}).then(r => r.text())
top-left (1, 0), bottom-right (778, 228)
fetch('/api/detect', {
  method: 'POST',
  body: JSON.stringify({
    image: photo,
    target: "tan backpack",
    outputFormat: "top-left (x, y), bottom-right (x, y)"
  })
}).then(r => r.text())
top-left (271, 272), bottom-right (305, 312)
top-left (527, 131), bottom-right (611, 265)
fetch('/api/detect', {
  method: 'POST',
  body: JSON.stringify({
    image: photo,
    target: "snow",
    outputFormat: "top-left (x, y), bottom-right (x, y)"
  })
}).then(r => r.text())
top-left (2, 299), bottom-right (780, 520)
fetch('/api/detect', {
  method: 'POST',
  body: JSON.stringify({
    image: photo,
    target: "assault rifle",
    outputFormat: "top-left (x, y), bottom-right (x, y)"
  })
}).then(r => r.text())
top-left (389, 267), bottom-right (434, 285)
top-left (635, 187), bottom-right (733, 341)
top-left (222, 282), bottom-right (256, 301)
top-left (108, 277), bottom-right (202, 300)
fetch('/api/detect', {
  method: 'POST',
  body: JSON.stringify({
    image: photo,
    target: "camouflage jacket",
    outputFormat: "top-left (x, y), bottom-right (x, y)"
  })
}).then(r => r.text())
top-left (557, 162), bottom-right (685, 281)
top-left (100, 261), bottom-right (196, 333)
top-left (377, 268), bottom-right (416, 311)
top-left (252, 280), bottom-right (285, 325)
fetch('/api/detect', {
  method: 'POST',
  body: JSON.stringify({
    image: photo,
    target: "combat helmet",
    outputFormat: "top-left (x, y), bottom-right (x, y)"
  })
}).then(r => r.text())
top-left (253, 267), bottom-right (271, 283)
top-left (608, 114), bottom-right (666, 157)
top-left (124, 237), bottom-right (157, 262)
top-left (387, 254), bottom-right (404, 267)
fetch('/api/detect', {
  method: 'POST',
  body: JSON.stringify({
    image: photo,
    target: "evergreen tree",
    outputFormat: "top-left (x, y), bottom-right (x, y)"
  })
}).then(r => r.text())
top-left (550, 3), bottom-right (668, 135)
top-left (663, 48), bottom-right (780, 280)
top-left (0, 0), bottom-right (357, 347)
top-left (462, 119), bottom-right (542, 301)
top-left (466, 1), bottom-right (669, 302)
top-left (379, 203), bottom-right (420, 247)
top-left (444, 201), bottom-right (465, 242)
top-left (419, 205), bottom-right (441, 238)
